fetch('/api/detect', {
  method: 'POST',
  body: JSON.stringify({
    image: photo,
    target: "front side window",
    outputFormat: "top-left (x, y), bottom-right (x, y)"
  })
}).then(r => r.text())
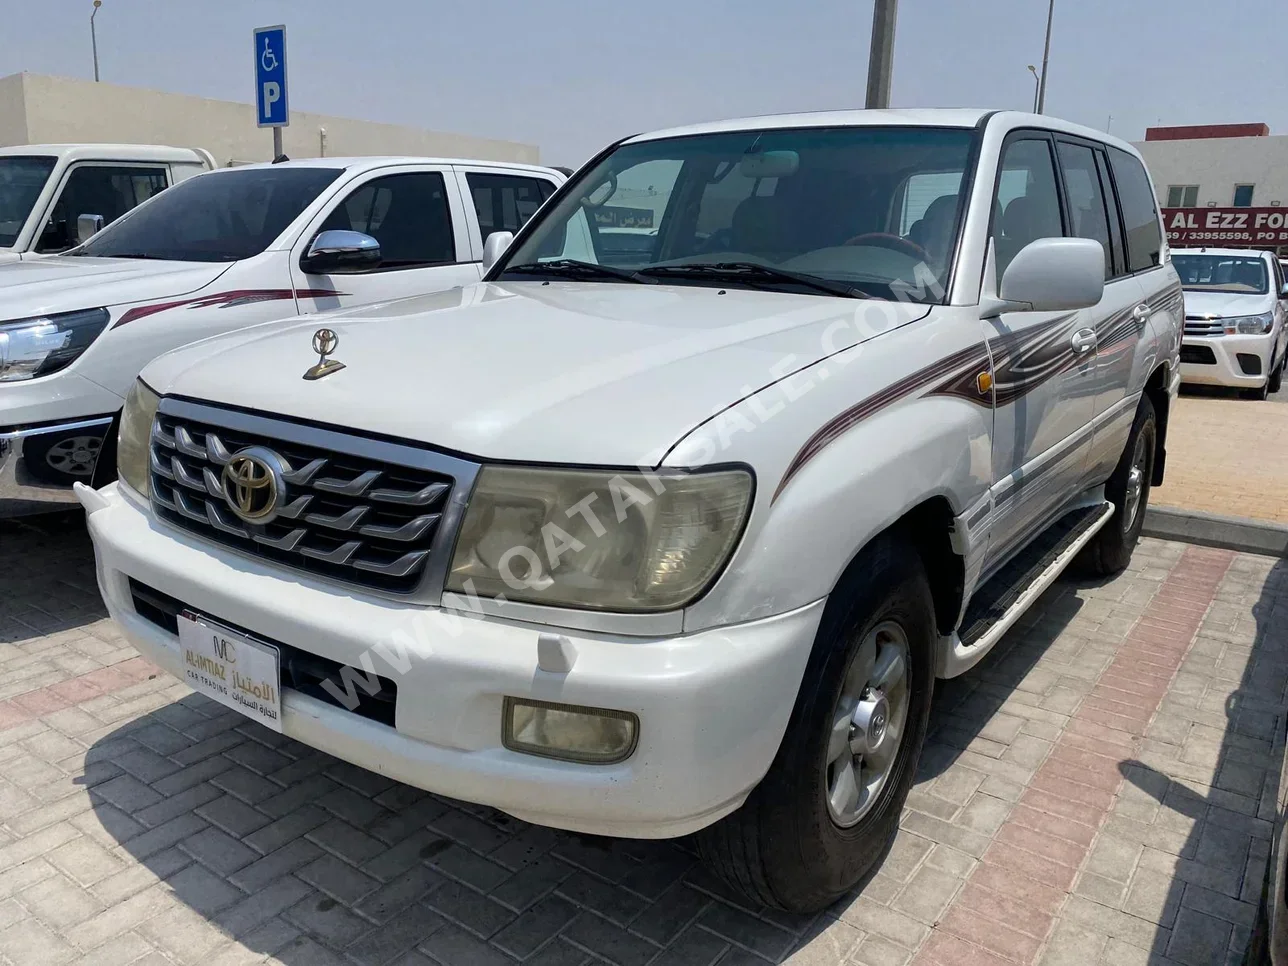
top-left (468, 173), bottom-right (554, 241)
top-left (0, 156), bottom-right (57, 248)
top-left (1233, 184), bottom-right (1255, 207)
top-left (1166, 185), bottom-right (1199, 207)
top-left (1172, 254), bottom-right (1269, 294)
top-left (495, 126), bottom-right (979, 303)
top-left (76, 167), bottom-right (343, 262)
top-left (1057, 142), bottom-right (1114, 279)
top-left (1109, 148), bottom-right (1163, 273)
top-left (319, 172), bottom-right (455, 267)
top-left (37, 165), bottom-right (169, 253)
top-left (992, 137), bottom-right (1064, 278)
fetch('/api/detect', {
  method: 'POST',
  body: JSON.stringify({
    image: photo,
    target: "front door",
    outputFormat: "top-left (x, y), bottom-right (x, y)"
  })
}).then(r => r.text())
top-left (983, 133), bottom-right (1098, 573)
top-left (290, 166), bottom-right (481, 315)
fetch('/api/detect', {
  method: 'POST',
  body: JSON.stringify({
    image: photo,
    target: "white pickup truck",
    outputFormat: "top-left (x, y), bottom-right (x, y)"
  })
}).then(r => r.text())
top-left (82, 110), bottom-right (1182, 912)
top-left (0, 144), bottom-right (215, 262)
top-left (0, 155), bottom-right (563, 512)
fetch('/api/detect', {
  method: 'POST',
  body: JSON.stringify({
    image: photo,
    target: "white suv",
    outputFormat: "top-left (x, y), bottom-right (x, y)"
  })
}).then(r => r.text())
top-left (1173, 247), bottom-right (1288, 398)
top-left (81, 110), bottom-right (1182, 912)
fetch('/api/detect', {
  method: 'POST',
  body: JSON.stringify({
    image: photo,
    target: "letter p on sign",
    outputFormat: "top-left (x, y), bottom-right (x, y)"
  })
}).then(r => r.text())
top-left (262, 82), bottom-right (281, 121)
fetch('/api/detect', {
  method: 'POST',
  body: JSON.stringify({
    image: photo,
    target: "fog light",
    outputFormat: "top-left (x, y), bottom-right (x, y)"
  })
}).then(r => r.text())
top-left (502, 697), bottom-right (638, 764)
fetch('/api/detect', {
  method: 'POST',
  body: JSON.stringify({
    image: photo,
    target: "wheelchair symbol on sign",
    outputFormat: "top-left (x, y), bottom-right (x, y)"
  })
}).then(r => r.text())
top-left (261, 37), bottom-right (278, 72)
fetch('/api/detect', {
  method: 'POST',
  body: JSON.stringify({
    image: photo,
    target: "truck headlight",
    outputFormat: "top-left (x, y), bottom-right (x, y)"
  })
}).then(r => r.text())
top-left (446, 465), bottom-right (753, 612)
top-left (1225, 312), bottom-right (1275, 335)
top-left (117, 379), bottom-right (161, 498)
top-left (0, 308), bottom-right (110, 382)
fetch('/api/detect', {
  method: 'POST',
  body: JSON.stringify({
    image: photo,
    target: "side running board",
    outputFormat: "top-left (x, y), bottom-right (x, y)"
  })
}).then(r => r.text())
top-left (937, 501), bottom-right (1115, 679)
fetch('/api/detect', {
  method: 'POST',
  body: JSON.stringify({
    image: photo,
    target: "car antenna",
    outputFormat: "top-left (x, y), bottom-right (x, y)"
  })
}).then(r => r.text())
top-left (272, 154), bottom-right (290, 164)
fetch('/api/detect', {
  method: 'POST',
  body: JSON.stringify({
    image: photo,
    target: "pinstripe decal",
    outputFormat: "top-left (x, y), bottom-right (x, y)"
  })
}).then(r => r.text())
top-left (111, 288), bottom-right (345, 329)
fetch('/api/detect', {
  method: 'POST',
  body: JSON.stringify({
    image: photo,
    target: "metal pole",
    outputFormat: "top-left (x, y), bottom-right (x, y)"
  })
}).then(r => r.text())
top-left (272, 127), bottom-right (283, 160)
top-left (90, 0), bottom-right (102, 82)
top-left (865, 0), bottom-right (898, 110)
top-left (1027, 65), bottom-right (1040, 113)
top-left (1036, 0), bottom-right (1054, 113)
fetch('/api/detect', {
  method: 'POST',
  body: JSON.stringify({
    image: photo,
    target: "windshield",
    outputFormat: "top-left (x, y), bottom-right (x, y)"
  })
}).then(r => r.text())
top-left (0, 156), bottom-right (57, 248)
top-left (75, 166), bottom-right (343, 262)
top-left (1172, 254), bottom-right (1269, 295)
top-left (496, 126), bottom-right (977, 303)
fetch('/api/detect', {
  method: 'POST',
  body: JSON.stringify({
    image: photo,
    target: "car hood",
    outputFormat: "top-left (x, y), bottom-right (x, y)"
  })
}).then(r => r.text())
top-left (144, 281), bottom-right (932, 465)
top-left (0, 256), bottom-right (230, 321)
top-left (1182, 290), bottom-right (1275, 319)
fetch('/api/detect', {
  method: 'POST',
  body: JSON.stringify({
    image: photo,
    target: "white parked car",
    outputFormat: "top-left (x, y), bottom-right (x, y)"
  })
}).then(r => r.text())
top-left (81, 110), bottom-right (1181, 912)
top-left (0, 143), bottom-right (215, 263)
top-left (0, 156), bottom-right (563, 511)
top-left (1173, 247), bottom-right (1288, 398)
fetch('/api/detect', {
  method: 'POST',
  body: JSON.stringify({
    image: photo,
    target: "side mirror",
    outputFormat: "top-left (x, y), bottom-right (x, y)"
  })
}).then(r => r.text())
top-left (1280, 282), bottom-right (1288, 298)
top-left (300, 230), bottom-right (381, 274)
top-left (77, 214), bottom-right (105, 245)
top-left (481, 231), bottom-right (514, 272)
top-left (991, 237), bottom-right (1105, 315)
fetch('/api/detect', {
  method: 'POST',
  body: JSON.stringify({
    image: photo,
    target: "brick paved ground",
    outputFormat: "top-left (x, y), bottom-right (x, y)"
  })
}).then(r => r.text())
top-left (1152, 389), bottom-right (1288, 523)
top-left (0, 512), bottom-right (1284, 966)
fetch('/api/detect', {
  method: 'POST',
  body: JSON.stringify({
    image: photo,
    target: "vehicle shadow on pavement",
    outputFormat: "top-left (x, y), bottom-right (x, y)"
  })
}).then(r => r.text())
top-left (0, 510), bottom-right (108, 643)
top-left (1118, 557), bottom-right (1288, 965)
top-left (80, 690), bottom-right (861, 964)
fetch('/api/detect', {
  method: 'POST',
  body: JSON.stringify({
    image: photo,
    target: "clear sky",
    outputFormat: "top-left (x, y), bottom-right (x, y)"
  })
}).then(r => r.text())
top-left (1, 0), bottom-right (1285, 166)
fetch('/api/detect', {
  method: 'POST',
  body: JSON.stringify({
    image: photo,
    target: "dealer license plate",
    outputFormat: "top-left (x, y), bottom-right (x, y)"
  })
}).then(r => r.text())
top-left (176, 611), bottom-right (282, 732)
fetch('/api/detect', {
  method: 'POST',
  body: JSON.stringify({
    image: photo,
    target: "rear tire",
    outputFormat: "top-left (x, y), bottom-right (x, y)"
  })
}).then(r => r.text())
top-left (697, 535), bottom-right (936, 913)
top-left (1080, 395), bottom-right (1155, 577)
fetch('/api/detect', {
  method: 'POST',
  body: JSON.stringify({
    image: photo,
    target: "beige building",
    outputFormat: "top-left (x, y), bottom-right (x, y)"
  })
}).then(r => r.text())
top-left (0, 72), bottom-right (539, 167)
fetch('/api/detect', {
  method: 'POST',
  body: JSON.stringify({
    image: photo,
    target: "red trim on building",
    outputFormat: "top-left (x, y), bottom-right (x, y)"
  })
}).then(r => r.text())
top-left (1145, 123), bottom-right (1269, 141)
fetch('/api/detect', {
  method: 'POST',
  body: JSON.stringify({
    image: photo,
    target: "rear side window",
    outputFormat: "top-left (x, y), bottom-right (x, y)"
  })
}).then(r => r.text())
top-left (467, 173), bottom-right (554, 239)
top-left (1057, 142), bottom-right (1114, 279)
top-left (37, 165), bottom-right (168, 253)
top-left (1108, 148), bottom-right (1162, 273)
top-left (992, 137), bottom-right (1064, 278)
top-left (321, 172), bottom-right (455, 267)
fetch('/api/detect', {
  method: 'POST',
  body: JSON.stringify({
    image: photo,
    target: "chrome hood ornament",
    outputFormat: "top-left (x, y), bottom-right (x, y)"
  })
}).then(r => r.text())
top-left (304, 328), bottom-right (346, 381)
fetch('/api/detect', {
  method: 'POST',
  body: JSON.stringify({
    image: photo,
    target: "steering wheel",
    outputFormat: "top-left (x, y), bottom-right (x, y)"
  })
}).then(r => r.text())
top-left (843, 232), bottom-right (931, 262)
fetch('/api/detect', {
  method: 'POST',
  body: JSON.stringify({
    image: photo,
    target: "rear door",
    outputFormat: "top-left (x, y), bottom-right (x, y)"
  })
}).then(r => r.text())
top-left (454, 167), bottom-right (560, 259)
top-left (291, 165), bottom-right (481, 314)
top-left (982, 132), bottom-right (1099, 572)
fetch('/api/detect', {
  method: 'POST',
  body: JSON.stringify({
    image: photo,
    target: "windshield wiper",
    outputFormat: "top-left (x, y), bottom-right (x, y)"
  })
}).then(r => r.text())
top-left (638, 262), bottom-right (871, 299)
top-left (501, 259), bottom-right (655, 284)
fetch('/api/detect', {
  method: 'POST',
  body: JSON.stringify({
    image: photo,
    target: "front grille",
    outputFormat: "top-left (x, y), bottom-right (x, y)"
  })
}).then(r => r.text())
top-left (1180, 344), bottom-right (1217, 365)
top-left (128, 579), bottom-right (397, 726)
top-left (1184, 317), bottom-right (1224, 337)
top-left (150, 409), bottom-right (456, 595)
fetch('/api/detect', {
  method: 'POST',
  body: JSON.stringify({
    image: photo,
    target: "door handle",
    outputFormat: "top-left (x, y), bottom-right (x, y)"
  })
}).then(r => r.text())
top-left (1070, 328), bottom-right (1097, 354)
top-left (1132, 303), bottom-right (1151, 321)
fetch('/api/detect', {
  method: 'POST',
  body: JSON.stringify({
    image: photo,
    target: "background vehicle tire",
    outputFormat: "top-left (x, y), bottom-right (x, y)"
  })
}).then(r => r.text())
top-left (1079, 395), bottom-right (1156, 577)
top-left (1269, 359), bottom-right (1283, 396)
top-left (20, 428), bottom-right (107, 487)
top-left (697, 534), bottom-right (936, 913)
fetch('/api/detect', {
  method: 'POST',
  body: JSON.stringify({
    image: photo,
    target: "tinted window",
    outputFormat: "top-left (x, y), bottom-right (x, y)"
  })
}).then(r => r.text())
top-left (503, 126), bottom-right (978, 303)
top-left (1233, 184), bottom-right (1255, 207)
top-left (1172, 254), bottom-right (1269, 294)
top-left (1057, 142), bottom-right (1114, 279)
top-left (77, 167), bottom-right (343, 262)
top-left (37, 165), bottom-right (168, 253)
top-left (1108, 148), bottom-right (1162, 273)
top-left (0, 156), bottom-right (56, 248)
top-left (320, 172), bottom-right (454, 267)
top-left (1166, 185), bottom-right (1199, 207)
top-left (467, 173), bottom-right (553, 239)
top-left (992, 137), bottom-right (1064, 278)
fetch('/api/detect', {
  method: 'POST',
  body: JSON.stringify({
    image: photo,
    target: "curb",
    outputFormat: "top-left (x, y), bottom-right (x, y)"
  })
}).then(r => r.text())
top-left (1143, 505), bottom-right (1288, 557)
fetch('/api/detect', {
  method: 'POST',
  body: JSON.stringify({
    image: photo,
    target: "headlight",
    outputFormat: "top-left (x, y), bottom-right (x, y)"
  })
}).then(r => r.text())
top-left (117, 379), bottom-right (161, 498)
top-left (446, 465), bottom-right (753, 612)
top-left (1225, 312), bottom-right (1275, 335)
top-left (0, 308), bottom-right (110, 382)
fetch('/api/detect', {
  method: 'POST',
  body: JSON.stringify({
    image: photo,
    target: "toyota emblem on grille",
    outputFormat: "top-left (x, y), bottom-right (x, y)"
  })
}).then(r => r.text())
top-left (221, 448), bottom-right (284, 523)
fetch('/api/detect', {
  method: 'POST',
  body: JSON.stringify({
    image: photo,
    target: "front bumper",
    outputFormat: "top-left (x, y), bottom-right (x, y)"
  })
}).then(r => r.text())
top-left (83, 482), bottom-right (823, 839)
top-left (0, 416), bottom-right (113, 514)
top-left (1180, 334), bottom-right (1274, 389)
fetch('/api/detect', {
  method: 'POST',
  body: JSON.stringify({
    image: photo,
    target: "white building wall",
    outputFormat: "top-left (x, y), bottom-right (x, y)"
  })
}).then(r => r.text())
top-left (0, 73), bottom-right (539, 167)
top-left (1133, 134), bottom-right (1288, 208)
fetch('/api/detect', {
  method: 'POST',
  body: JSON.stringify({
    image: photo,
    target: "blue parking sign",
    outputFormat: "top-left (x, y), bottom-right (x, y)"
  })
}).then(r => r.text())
top-left (254, 25), bottom-right (289, 128)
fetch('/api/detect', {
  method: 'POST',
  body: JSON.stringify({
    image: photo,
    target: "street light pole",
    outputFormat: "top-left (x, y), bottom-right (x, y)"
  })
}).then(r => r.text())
top-left (865, 0), bottom-right (898, 110)
top-left (1026, 65), bottom-right (1040, 113)
top-left (90, 0), bottom-right (102, 82)
top-left (1036, 0), bottom-right (1054, 113)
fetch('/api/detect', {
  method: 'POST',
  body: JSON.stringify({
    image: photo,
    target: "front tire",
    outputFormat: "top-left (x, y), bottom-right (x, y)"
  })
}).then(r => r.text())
top-left (1080, 395), bottom-right (1156, 577)
top-left (697, 535), bottom-right (936, 913)
top-left (1269, 358), bottom-right (1283, 395)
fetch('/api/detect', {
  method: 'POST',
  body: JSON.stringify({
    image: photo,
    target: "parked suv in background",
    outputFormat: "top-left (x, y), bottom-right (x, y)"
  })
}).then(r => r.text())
top-left (81, 110), bottom-right (1181, 912)
top-left (0, 156), bottom-right (562, 513)
top-left (0, 143), bottom-right (215, 262)
top-left (1173, 247), bottom-right (1288, 398)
